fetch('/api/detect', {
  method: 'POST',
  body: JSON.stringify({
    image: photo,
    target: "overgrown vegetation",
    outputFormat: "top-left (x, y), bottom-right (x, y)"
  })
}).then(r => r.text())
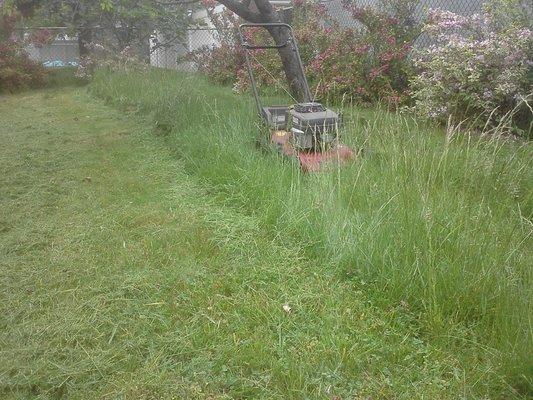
top-left (412, 4), bottom-right (533, 136)
top-left (90, 68), bottom-right (532, 397)
top-left (189, 0), bottom-right (532, 133)
top-left (5, 87), bottom-right (529, 399)
top-left (0, 15), bottom-right (46, 93)
top-left (190, 0), bottom-right (419, 107)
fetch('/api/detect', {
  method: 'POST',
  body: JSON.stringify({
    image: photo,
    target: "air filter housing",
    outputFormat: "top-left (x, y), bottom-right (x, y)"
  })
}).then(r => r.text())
top-left (290, 102), bottom-right (341, 151)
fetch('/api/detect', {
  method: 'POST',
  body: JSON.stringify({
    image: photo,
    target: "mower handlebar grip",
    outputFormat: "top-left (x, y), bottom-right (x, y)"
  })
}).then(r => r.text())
top-left (241, 42), bottom-right (289, 49)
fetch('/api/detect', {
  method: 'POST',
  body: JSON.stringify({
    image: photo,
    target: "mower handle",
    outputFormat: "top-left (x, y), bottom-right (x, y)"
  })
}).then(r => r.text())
top-left (238, 23), bottom-right (294, 49)
top-left (238, 22), bottom-right (313, 113)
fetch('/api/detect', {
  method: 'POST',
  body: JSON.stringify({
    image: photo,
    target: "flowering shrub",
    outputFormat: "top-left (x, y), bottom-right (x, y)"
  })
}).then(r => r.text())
top-left (191, 43), bottom-right (244, 85)
top-left (308, 0), bottom-right (419, 106)
top-left (0, 41), bottom-right (46, 92)
top-left (189, 0), bottom-right (420, 107)
top-left (75, 43), bottom-right (149, 80)
top-left (0, 16), bottom-right (46, 93)
top-left (411, 6), bottom-right (533, 134)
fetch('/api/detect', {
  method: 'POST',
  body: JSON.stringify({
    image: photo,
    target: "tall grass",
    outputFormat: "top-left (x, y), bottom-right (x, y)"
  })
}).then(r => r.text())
top-left (91, 69), bottom-right (532, 392)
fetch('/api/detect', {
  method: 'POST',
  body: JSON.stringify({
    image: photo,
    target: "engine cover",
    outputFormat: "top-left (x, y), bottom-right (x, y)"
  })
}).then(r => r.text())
top-left (289, 102), bottom-right (341, 151)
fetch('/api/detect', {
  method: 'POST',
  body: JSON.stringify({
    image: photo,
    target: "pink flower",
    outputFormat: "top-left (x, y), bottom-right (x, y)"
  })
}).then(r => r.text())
top-left (369, 65), bottom-right (389, 79)
top-left (355, 44), bottom-right (370, 54)
top-left (380, 51), bottom-right (394, 62)
top-left (387, 17), bottom-right (399, 26)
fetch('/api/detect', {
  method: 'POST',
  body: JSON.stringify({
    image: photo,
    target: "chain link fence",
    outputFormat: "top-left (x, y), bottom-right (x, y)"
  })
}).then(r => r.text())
top-left (15, 0), bottom-right (523, 73)
top-left (14, 26), bottom-right (150, 70)
top-left (150, 27), bottom-right (220, 70)
top-left (324, 0), bottom-right (486, 46)
top-left (148, 0), bottom-right (488, 72)
top-left (324, 0), bottom-right (484, 27)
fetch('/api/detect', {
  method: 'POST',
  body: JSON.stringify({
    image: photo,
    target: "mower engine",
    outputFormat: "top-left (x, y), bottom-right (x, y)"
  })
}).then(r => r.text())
top-left (290, 102), bottom-right (341, 151)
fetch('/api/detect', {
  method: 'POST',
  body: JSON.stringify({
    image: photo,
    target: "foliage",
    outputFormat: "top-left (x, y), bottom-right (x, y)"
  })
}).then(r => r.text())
top-left (0, 14), bottom-right (19, 41)
top-left (17, 0), bottom-right (187, 54)
top-left (0, 41), bottom-right (46, 92)
top-left (74, 43), bottom-right (148, 80)
top-left (483, 0), bottom-right (533, 31)
top-left (411, 6), bottom-right (533, 135)
top-left (96, 0), bottom-right (188, 54)
top-left (190, 42), bottom-right (243, 85)
top-left (0, 14), bottom-right (46, 93)
top-left (308, 0), bottom-right (419, 106)
top-left (189, 0), bottom-right (420, 107)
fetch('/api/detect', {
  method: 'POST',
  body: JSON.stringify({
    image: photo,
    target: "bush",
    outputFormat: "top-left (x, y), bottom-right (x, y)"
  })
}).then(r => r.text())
top-left (190, 42), bottom-right (244, 86)
top-left (0, 41), bottom-right (46, 93)
top-left (0, 14), bottom-right (47, 93)
top-left (74, 43), bottom-right (149, 81)
top-left (411, 5), bottom-right (533, 135)
top-left (189, 0), bottom-right (420, 107)
top-left (308, 0), bottom-right (419, 107)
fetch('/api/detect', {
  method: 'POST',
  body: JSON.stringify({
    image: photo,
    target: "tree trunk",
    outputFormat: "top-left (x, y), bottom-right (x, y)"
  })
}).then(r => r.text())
top-left (217, 0), bottom-right (311, 102)
top-left (267, 24), bottom-right (311, 102)
top-left (78, 25), bottom-right (92, 56)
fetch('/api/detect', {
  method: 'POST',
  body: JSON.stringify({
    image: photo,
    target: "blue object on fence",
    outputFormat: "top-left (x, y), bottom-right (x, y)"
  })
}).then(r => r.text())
top-left (43, 60), bottom-right (79, 68)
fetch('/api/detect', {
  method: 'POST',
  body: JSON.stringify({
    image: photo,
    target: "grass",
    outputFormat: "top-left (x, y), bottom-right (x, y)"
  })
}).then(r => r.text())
top-left (44, 67), bottom-right (87, 89)
top-left (89, 68), bottom-right (532, 396)
top-left (0, 87), bottom-right (496, 399)
top-left (0, 77), bottom-right (530, 398)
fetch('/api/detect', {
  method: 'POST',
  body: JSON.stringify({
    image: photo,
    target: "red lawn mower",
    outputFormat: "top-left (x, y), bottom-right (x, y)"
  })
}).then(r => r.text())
top-left (238, 23), bottom-right (354, 172)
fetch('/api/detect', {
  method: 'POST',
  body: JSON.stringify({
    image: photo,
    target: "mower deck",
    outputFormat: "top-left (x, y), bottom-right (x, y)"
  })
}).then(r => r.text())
top-left (270, 130), bottom-right (354, 172)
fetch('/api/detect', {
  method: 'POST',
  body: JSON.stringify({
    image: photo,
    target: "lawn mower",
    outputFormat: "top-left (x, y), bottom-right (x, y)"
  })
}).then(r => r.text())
top-left (238, 22), bottom-right (354, 172)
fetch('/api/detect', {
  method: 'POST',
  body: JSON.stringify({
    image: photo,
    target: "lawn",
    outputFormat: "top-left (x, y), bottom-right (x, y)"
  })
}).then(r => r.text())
top-left (0, 81), bottom-right (530, 398)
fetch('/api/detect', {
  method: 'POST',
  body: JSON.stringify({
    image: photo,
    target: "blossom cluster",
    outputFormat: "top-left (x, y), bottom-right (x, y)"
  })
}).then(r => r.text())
top-left (190, 0), bottom-right (420, 108)
top-left (412, 7), bottom-right (532, 133)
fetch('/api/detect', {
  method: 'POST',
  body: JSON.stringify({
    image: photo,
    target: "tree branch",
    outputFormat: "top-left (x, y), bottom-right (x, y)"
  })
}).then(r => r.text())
top-left (216, 0), bottom-right (263, 22)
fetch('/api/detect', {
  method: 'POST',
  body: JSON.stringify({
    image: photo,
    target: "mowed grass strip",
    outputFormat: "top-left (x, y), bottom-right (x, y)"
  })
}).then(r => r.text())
top-left (0, 88), bottom-right (506, 399)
